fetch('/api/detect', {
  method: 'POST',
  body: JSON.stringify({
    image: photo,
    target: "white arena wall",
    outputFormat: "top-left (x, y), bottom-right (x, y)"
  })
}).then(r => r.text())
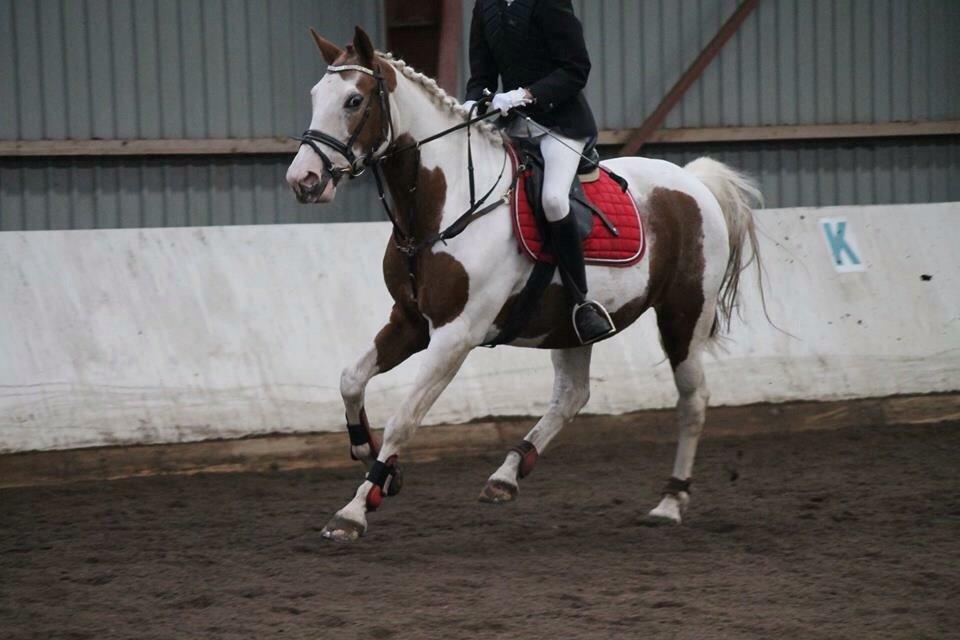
top-left (1, 203), bottom-right (957, 453)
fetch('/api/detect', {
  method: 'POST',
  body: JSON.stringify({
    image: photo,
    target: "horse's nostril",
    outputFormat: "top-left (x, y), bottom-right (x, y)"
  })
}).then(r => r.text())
top-left (302, 171), bottom-right (320, 189)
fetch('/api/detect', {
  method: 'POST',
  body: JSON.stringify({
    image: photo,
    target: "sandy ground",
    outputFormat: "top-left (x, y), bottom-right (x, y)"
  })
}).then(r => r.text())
top-left (2, 418), bottom-right (958, 639)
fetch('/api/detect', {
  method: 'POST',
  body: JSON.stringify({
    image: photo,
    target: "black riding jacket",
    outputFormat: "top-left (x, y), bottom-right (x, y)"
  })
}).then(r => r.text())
top-left (465, 0), bottom-right (598, 140)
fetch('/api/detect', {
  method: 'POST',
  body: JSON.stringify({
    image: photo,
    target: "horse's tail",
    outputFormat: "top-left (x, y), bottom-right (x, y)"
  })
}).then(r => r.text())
top-left (683, 156), bottom-right (767, 336)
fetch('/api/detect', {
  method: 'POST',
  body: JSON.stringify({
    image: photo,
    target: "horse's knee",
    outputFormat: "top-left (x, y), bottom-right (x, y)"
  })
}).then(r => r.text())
top-left (340, 365), bottom-right (365, 403)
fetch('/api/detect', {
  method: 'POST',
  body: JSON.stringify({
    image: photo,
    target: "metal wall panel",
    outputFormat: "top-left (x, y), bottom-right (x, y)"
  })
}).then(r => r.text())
top-left (1, 0), bottom-right (958, 232)
top-left (640, 136), bottom-right (960, 209)
top-left (4, 0), bottom-right (958, 137)
top-left (4, 136), bottom-right (958, 231)
top-left (577, 0), bottom-right (960, 130)
top-left (0, 156), bottom-right (384, 231)
top-left (0, 0), bottom-right (385, 140)
top-left (458, 0), bottom-right (960, 130)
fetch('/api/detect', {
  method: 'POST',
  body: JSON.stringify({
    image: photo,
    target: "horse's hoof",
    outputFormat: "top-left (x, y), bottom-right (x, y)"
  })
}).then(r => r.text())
top-left (478, 479), bottom-right (518, 504)
top-left (640, 495), bottom-right (684, 526)
top-left (640, 512), bottom-right (681, 527)
top-left (320, 515), bottom-right (366, 543)
top-left (386, 462), bottom-right (403, 497)
top-left (640, 502), bottom-right (682, 527)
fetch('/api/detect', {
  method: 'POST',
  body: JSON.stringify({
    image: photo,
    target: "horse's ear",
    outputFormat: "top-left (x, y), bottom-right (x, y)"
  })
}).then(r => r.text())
top-left (310, 27), bottom-right (342, 65)
top-left (353, 26), bottom-right (375, 66)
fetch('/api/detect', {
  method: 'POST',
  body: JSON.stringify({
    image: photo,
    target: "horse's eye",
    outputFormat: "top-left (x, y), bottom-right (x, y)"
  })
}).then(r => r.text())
top-left (344, 94), bottom-right (364, 109)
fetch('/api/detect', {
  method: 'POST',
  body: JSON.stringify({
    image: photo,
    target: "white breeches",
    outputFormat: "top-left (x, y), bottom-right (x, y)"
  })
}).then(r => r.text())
top-left (507, 119), bottom-right (587, 222)
top-left (540, 133), bottom-right (587, 222)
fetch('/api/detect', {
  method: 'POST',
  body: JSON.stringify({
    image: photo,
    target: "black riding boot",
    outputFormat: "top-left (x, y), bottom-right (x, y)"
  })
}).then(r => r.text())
top-left (548, 214), bottom-right (616, 344)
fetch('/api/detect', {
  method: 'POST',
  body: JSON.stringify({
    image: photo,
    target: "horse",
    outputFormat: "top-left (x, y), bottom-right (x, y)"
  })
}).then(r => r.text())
top-left (286, 27), bottom-right (764, 543)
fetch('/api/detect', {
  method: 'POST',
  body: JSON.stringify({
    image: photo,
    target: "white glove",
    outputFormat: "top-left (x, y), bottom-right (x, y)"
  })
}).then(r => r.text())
top-left (491, 88), bottom-right (532, 115)
top-left (461, 100), bottom-right (477, 113)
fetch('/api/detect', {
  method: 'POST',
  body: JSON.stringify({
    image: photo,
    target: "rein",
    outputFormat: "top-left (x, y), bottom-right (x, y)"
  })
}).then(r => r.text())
top-left (296, 62), bottom-right (516, 298)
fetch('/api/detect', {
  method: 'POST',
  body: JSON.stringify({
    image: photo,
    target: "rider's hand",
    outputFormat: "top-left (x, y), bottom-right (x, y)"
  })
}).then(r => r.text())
top-left (462, 100), bottom-right (477, 112)
top-left (492, 88), bottom-right (532, 115)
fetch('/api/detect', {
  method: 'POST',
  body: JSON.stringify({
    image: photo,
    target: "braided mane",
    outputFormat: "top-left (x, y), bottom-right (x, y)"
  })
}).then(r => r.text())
top-left (378, 51), bottom-right (504, 147)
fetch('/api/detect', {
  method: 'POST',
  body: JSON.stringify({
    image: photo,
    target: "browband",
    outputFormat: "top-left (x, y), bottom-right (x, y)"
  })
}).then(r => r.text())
top-left (327, 64), bottom-right (377, 76)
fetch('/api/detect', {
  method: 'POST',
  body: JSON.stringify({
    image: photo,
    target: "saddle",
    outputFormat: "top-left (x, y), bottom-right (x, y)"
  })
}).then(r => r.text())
top-left (511, 139), bottom-right (645, 267)
top-left (483, 140), bottom-right (644, 347)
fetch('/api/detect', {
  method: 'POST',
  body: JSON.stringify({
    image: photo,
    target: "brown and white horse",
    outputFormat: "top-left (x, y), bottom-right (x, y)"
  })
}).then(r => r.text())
top-left (286, 28), bottom-right (764, 542)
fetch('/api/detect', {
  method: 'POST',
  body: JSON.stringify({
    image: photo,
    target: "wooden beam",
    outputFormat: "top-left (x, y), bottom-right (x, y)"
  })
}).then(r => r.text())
top-left (437, 0), bottom-right (463, 94)
top-left (2, 121), bottom-right (958, 158)
top-left (599, 121), bottom-right (960, 146)
top-left (3, 394), bottom-right (958, 488)
top-left (0, 137), bottom-right (298, 157)
top-left (619, 0), bottom-right (760, 156)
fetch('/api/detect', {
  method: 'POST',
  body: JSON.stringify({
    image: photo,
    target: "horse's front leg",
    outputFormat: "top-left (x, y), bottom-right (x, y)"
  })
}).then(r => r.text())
top-left (322, 322), bottom-right (474, 542)
top-left (480, 345), bottom-right (593, 503)
top-left (340, 304), bottom-right (428, 467)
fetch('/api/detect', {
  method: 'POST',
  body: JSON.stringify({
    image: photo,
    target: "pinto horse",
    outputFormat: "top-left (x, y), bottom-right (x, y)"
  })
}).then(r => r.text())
top-left (286, 27), bottom-right (764, 542)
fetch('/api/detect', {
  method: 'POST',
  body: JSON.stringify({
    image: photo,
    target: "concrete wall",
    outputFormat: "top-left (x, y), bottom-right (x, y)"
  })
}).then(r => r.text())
top-left (1, 202), bottom-right (958, 453)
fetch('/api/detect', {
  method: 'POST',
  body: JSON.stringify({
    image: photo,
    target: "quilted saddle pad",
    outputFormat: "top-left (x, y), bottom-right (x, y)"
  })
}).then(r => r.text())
top-left (512, 168), bottom-right (645, 267)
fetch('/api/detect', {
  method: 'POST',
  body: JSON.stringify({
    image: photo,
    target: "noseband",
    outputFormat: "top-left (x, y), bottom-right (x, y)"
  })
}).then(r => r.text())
top-left (295, 63), bottom-right (393, 184)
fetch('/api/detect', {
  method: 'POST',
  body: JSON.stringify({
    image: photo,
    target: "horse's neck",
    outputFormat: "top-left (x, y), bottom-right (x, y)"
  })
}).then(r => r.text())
top-left (385, 77), bottom-right (506, 235)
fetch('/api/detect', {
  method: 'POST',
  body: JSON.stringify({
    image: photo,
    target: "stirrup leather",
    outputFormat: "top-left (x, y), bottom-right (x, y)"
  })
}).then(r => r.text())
top-left (572, 300), bottom-right (616, 345)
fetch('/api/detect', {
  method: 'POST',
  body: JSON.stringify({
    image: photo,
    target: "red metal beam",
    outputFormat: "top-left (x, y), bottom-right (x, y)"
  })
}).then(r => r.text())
top-left (618, 0), bottom-right (760, 156)
top-left (437, 0), bottom-right (463, 94)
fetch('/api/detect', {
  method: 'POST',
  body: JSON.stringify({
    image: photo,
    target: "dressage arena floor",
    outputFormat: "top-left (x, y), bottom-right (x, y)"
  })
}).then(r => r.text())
top-left (2, 401), bottom-right (958, 639)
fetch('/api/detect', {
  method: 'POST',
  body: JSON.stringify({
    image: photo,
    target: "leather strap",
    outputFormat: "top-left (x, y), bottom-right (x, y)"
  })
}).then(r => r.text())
top-left (663, 477), bottom-right (692, 496)
top-left (346, 423), bottom-right (369, 447)
top-left (366, 455), bottom-right (401, 497)
top-left (366, 459), bottom-right (395, 488)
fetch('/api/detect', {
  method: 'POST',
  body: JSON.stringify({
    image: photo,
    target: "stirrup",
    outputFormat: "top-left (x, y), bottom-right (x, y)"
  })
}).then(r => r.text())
top-left (572, 300), bottom-right (616, 345)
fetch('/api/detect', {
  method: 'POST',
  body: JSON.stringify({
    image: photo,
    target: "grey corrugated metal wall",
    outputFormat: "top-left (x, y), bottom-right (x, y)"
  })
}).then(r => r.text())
top-left (459, 0), bottom-right (960, 128)
top-left (459, 0), bottom-right (960, 206)
top-left (1, 156), bottom-right (345, 231)
top-left (2, 0), bottom-right (959, 231)
top-left (0, 0), bottom-right (386, 140)
top-left (646, 137), bottom-right (960, 207)
top-left (579, 0), bottom-right (960, 129)
top-left (0, 0), bottom-right (386, 230)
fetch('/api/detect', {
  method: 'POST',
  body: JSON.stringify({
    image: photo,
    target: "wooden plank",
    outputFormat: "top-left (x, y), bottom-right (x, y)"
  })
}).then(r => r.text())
top-left (0, 137), bottom-right (298, 156)
top-left (619, 0), bottom-right (761, 156)
top-left (597, 121), bottom-right (960, 146)
top-left (1, 393), bottom-right (957, 489)
top-left (436, 0), bottom-right (462, 94)
top-left (3, 121), bottom-right (959, 157)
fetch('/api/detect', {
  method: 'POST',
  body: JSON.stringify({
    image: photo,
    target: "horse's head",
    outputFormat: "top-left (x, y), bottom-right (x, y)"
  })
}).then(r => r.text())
top-left (286, 26), bottom-right (396, 204)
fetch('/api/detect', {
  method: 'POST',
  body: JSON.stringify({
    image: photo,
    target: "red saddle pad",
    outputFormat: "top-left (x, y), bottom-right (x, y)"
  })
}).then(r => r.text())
top-left (512, 167), bottom-right (645, 267)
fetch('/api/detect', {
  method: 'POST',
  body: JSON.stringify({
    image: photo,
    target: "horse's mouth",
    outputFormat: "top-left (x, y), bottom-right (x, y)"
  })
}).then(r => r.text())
top-left (294, 176), bottom-right (337, 204)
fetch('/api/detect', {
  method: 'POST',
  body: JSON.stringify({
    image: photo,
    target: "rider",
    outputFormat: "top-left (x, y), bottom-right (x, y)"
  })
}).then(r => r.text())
top-left (463, 0), bottom-right (615, 345)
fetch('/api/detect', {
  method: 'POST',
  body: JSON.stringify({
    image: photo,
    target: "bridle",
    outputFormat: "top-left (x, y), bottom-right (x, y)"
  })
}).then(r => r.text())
top-left (295, 63), bottom-right (393, 189)
top-left (295, 60), bottom-right (514, 296)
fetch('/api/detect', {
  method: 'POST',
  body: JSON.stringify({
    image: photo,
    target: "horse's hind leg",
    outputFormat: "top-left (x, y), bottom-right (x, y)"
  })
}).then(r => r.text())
top-left (479, 345), bottom-right (593, 503)
top-left (340, 305), bottom-right (428, 467)
top-left (643, 305), bottom-right (713, 526)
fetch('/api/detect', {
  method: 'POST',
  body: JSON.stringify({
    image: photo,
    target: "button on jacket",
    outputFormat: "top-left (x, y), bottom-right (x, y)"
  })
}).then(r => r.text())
top-left (465, 0), bottom-right (598, 140)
